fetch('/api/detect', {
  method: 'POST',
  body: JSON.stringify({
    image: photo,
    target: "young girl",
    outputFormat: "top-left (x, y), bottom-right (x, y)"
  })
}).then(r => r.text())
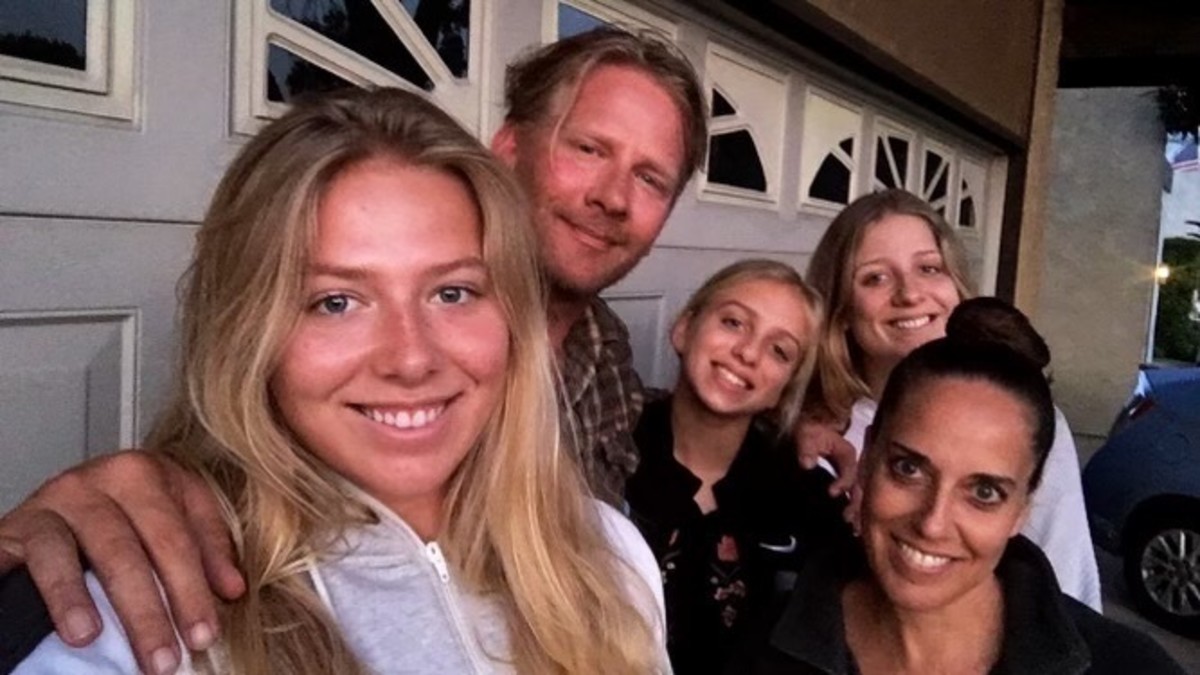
top-left (625, 260), bottom-right (848, 674)
top-left (12, 88), bottom-right (665, 674)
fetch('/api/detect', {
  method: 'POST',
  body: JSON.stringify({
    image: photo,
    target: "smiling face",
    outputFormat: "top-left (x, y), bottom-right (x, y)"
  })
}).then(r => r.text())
top-left (492, 63), bottom-right (686, 299)
top-left (848, 213), bottom-right (962, 388)
top-left (672, 278), bottom-right (813, 419)
top-left (860, 375), bottom-right (1036, 613)
top-left (269, 156), bottom-right (510, 538)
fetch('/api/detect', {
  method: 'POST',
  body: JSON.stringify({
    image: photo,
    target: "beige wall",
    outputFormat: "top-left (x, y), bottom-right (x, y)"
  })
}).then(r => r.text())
top-left (1038, 88), bottom-right (1162, 455)
top-left (784, 0), bottom-right (1042, 140)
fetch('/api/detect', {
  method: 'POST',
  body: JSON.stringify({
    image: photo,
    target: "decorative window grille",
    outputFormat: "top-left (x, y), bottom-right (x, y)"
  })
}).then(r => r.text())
top-left (233, 0), bottom-right (481, 135)
top-left (871, 119), bottom-right (914, 191)
top-left (958, 155), bottom-right (987, 230)
top-left (920, 140), bottom-right (954, 219)
top-left (699, 43), bottom-right (786, 205)
top-left (800, 87), bottom-right (861, 209)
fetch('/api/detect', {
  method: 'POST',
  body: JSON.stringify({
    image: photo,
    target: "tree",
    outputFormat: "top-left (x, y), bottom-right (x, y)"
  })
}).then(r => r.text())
top-left (1153, 223), bottom-right (1200, 362)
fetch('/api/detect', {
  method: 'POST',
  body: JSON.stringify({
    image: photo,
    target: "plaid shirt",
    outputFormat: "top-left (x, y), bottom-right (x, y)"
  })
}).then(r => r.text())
top-left (559, 298), bottom-right (645, 505)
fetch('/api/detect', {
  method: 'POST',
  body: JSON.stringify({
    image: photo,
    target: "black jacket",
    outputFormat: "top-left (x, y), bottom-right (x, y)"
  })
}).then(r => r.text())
top-left (627, 397), bottom-right (848, 675)
top-left (726, 535), bottom-right (1186, 675)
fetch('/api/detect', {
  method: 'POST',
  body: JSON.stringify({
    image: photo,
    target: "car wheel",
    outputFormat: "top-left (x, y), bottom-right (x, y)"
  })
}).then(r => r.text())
top-left (1123, 511), bottom-right (1200, 636)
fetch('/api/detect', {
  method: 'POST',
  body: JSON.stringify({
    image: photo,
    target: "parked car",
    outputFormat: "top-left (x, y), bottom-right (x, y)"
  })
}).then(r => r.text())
top-left (1083, 365), bottom-right (1200, 636)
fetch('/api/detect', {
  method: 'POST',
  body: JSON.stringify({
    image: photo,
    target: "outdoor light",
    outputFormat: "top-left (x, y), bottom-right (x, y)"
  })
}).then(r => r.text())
top-left (1155, 264), bottom-right (1171, 283)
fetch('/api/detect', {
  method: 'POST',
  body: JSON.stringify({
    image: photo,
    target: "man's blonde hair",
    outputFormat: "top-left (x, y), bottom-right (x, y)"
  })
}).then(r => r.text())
top-left (504, 25), bottom-right (708, 192)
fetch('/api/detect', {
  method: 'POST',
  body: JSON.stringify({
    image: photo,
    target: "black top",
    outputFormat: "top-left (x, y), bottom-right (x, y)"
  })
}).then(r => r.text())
top-left (726, 534), bottom-right (1187, 675)
top-left (626, 397), bottom-right (848, 675)
top-left (0, 567), bottom-right (52, 674)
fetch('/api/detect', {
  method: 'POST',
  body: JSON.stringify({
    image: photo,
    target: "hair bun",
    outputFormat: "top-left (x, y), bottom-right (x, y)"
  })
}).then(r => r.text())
top-left (944, 297), bottom-right (1051, 370)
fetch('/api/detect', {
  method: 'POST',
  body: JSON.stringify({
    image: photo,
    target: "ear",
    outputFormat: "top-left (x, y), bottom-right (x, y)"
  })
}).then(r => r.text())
top-left (490, 122), bottom-right (520, 169)
top-left (670, 312), bottom-right (693, 356)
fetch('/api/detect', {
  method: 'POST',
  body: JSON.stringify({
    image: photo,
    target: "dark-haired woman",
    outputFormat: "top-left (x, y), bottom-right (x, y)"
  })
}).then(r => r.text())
top-left (728, 329), bottom-right (1185, 674)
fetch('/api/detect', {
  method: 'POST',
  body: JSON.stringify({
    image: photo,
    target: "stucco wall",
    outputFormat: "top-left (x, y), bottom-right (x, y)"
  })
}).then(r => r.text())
top-left (787, 0), bottom-right (1042, 141)
top-left (1039, 88), bottom-right (1162, 455)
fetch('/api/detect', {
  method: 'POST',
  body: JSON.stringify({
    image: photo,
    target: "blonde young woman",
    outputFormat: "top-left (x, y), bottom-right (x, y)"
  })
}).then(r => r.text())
top-left (626, 260), bottom-right (847, 674)
top-left (11, 88), bottom-right (665, 674)
top-left (802, 189), bottom-right (1102, 610)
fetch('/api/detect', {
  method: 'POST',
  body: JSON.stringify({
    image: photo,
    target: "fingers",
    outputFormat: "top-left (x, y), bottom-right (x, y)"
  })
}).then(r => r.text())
top-left (6, 451), bottom-right (230, 674)
top-left (3, 508), bottom-right (101, 646)
top-left (174, 466), bottom-right (245, 602)
top-left (30, 462), bottom-right (186, 674)
top-left (825, 438), bottom-right (858, 496)
top-left (843, 485), bottom-right (863, 534)
top-left (794, 421), bottom-right (830, 470)
top-left (88, 454), bottom-right (223, 656)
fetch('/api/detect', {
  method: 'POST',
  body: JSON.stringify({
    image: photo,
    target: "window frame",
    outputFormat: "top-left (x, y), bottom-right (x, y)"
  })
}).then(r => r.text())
top-left (232, 0), bottom-right (485, 136)
top-left (870, 116), bottom-right (916, 193)
top-left (798, 83), bottom-right (864, 215)
top-left (0, 0), bottom-right (138, 120)
top-left (697, 40), bottom-right (788, 210)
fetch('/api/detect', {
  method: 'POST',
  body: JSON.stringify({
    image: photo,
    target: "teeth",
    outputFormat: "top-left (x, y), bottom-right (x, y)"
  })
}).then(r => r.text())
top-left (715, 365), bottom-right (749, 389)
top-left (361, 404), bottom-right (445, 431)
top-left (893, 316), bottom-right (932, 330)
top-left (898, 541), bottom-right (951, 570)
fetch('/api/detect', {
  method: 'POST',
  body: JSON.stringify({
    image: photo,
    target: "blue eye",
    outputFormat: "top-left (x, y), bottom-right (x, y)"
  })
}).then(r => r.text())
top-left (313, 294), bottom-right (355, 315)
top-left (435, 286), bottom-right (475, 305)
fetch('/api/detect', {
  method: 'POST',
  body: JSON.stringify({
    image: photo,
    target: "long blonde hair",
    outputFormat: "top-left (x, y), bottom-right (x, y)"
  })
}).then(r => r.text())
top-left (803, 189), bottom-right (973, 422)
top-left (674, 259), bottom-right (823, 433)
top-left (147, 87), bottom-right (657, 674)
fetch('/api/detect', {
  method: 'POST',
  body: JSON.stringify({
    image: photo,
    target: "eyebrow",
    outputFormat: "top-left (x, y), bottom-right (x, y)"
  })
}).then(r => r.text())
top-left (854, 249), bottom-right (942, 271)
top-left (888, 440), bottom-right (1020, 487)
top-left (305, 257), bottom-right (488, 280)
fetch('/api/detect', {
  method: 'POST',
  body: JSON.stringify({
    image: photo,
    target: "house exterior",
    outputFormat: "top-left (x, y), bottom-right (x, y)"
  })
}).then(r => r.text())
top-left (0, 0), bottom-right (1064, 509)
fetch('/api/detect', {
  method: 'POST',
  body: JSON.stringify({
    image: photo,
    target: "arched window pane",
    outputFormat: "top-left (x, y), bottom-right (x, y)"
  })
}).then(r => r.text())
top-left (874, 137), bottom-right (897, 189)
top-left (959, 180), bottom-right (977, 227)
top-left (401, 0), bottom-right (469, 77)
top-left (811, 154), bottom-right (851, 204)
top-left (711, 89), bottom-right (736, 117)
top-left (888, 136), bottom-right (909, 185)
top-left (270, 0), bottom-right (434, 90)
top-left (267, 43), bottom-right (357, 103)
top-left (708, 130), bottom-right (767, 192)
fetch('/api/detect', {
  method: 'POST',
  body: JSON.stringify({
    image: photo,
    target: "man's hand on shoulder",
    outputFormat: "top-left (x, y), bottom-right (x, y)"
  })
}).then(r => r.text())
top-left (0, 451), bottom-right (244, 675)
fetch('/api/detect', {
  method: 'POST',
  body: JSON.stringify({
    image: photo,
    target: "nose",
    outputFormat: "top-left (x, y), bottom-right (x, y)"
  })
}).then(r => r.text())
top-left (892, 272), bottom-right (925, 306)
top-left (586, 164), bottom-right (631, 218)
top-left (373, 304), bottom-right (440, 382)
top-left (732, 335), bottom-right (761, 365)
top-left (915, 487), bottom-right (953, 540)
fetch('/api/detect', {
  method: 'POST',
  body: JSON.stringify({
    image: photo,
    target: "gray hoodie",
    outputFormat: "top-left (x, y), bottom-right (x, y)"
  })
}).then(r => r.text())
top-left (14, 498), bottom-right (668, 674)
